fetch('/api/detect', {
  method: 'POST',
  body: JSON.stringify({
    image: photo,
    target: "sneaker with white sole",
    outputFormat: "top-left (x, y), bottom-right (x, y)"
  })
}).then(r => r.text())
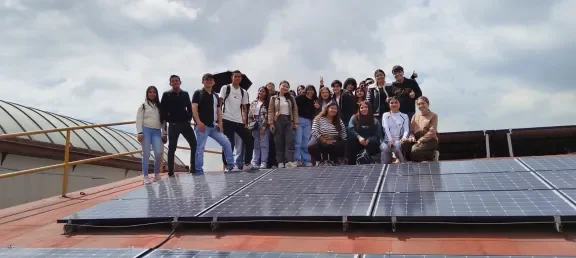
top-left (260, 162), bottom-right (267, 169)
top-left (143, 177), bottom-right (151, 184)
top-left (243, 164), bottom-right (253, 171)
top-left (154, 174), bottom-right (161, 181)
top-left (285, 162), bottom-right (297, 168)
top-left (304, 162), bottom-right (313, 167)
top-left (278, 163), bottom-right (285, 168)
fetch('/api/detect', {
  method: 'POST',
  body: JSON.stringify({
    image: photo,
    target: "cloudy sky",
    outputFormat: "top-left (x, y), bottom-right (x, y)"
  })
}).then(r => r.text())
top-left (1, 0), bottom-right (575, 168)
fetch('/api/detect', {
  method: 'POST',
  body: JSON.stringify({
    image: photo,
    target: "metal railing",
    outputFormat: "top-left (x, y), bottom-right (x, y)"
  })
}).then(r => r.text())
top-left (0, 121), bottom-right (221, 197)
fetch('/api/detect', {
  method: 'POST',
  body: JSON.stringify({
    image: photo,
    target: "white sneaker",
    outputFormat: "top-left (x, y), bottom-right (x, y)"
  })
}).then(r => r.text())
top-left (143, 177), bottom-right (151, 184)
top-left (243, 164), bottom-right (253, 171)
top-left (261, 162), bottom-right (267, 169)
top-left (154, 174), bottom-right (161, 181)
top-left (251, 162), bottom-right (260, 169)
top-left (278, 163), bottom-right (285, 168)
top-left (304, 162), bottom-right (313, 167)
top-left (285, 162), bottom-right (297, 168)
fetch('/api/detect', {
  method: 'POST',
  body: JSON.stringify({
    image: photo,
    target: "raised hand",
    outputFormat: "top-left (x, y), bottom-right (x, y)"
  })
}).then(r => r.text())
top-left (320, 76), bottom-right (324, 86)
top-left (313, 100), bottom-right (320, 109)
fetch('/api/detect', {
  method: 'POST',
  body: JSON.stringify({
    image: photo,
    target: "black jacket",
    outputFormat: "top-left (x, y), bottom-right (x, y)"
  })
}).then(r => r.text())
top-left (160, 89), bottom-right (192, 123)
top-left (392, 78), bottom-right (422, 113)
top-left (332, 91), bottom-right (356, 125)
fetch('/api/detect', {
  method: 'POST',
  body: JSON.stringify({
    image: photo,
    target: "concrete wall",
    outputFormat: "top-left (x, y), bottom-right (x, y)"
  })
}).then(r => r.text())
top-left (0, 152), bottom-right (223, 209)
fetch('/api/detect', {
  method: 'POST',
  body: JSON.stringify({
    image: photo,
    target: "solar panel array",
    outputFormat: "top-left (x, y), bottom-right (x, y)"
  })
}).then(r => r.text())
top-left (374, 158), bottom-right (576, 219)
top-left (58, 155), bottom-right (576, 225)
top-left (59, 170), bottom-right (271, 222)
top-left (201, 165), bottom-right (385, 219)
top-left (0, 247), bottom-right (146, 258)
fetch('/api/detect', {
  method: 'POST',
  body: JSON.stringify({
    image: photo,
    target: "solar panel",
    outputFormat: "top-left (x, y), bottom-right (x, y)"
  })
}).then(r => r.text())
top-left (117, 170), bottom-right (268, 200)
top-left (146, 250), bottom-right (358, 258)
top-left (263, 164), bottom-right (384, 179)
top-left (536, 170), bottom-right (576, 189)
top-left (364, 254), bottom-right (569, 258)
top-left (381, 172), bottom-right (550, 193)
top-left (0, 247), bottom-right (145, 258)
top-left (519, 155), bottom-right (576, 171)
top-left (239, 175), bottom-right (380, 195)
top-left (560, 189), bottom-right (576, 203)
top-left (373, 190), bottom-right (576, 217)
top-left (61, 196), bottom-right (221, 220)
top-left (201, 193), bottom-right (375, 218)
top-left (387, 159), bottom-right (528, 176)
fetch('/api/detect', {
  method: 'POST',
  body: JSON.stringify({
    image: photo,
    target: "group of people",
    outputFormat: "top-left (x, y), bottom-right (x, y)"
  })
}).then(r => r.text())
top-left (135, 66), bottom-right (439, 184)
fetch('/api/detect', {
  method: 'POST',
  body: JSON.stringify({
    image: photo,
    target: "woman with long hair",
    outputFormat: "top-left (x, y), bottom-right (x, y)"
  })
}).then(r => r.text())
top-left (317, 86), bottom-right (332, 111)
top-left (403, 96), bottom-right (439, 162)
top-left (380, 97), bottom-right (409, 164)
top-left (294, 85), bottom-right (320, 167)
top-left (347, 101), bottom-right (382, 165)
top-left (355, 86), bottom-right (367, 105)
top-left (367, 69), bottom-right (395, 122)
top-left (136, 86), bottom-right (166, 184)
top-left (248, 86), bottom-right (271, 169)
top-left (268, 80), bottom-right (299, 168)
top-left (308, 102), bottom-right (347, 166)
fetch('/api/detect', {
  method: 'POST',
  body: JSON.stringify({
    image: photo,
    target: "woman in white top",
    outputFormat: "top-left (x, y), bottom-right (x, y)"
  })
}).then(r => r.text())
top-left (380, 97), bottom-right (409, 164)
top-left (136, 86), bottom-right (166, 184)
top-left (267, 80), bottom-right (299, 168)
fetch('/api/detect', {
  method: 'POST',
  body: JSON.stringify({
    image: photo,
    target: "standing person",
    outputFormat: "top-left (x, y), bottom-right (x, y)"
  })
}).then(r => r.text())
top-left (367, 69), bottom-right (395, 122)
top-left (294, 85), bottom-right (319, 167)
top-left (248, 86), bottom-right (271, 169)
top-left (160, 75), bottom-right (196, 177)
top-left (308, 102), bottom-right (347, 166)
top-left (219, 70), bottom-right (254, 170)
top-left (329, 80), bottom-right (355, 126)
top-left (297, 85), bottom-right (306, 95)
top-left (268, 80), bottom-right (299, 168)
top-left (344, 78), bottom-right (357, 93)
top-left (403, 96), bottom-right (439, 162)
top-left (380, 97), bottom-right (409, 164)
top-left (265, 82), bottom-right (278, 169)
top-left (136, 86), bottom-right (167, 184)
top-left (191, 73), bottom-right (235, 173)
top-left (317, 86), bottom-right (332, 111)
top-left (391, 65), bottom-right (422, 121)
top-left (347, 101), bottom-right (382, 165)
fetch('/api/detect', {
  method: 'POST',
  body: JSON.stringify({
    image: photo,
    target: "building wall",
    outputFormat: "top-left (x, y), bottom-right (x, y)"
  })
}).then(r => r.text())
top-left (0, 152), bottom-right (224, 210)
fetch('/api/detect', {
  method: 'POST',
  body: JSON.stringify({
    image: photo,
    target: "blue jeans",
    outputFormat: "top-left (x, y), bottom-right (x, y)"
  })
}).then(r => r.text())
top-left (380, 140), bottom-right (405, 164)
top-left (195, 126), bottom-right (234, 172)
top-left (294, 117), bottom-right (312, 164)
top-left (141, 126), bottom-right (163, 177)
top-left (251, 128), bottom-right (270, 165)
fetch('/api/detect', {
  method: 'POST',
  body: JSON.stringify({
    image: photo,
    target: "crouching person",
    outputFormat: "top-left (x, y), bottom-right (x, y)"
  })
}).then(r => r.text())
top-left (308, 102), bottom-right (347, 166)
top-left (347, 101), bottom-right (382, 165)
top-left (404, 96), bottom-right (439, 162)
top-left (380, 97), bottom-right (409, 164)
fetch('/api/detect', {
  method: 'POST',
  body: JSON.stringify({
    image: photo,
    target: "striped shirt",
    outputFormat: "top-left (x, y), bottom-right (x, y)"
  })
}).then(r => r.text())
top-left (311, 116), bottom-right (347, 140)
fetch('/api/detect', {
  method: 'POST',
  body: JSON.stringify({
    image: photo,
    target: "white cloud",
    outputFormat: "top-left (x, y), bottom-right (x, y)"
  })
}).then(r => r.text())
top-left (1, 0), bottom-right (575, 168)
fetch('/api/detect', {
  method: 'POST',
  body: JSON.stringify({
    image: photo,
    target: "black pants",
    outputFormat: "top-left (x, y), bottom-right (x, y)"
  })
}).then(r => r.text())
top-left (347, 138), bottom-right (380, 165)
top-left (222, 119), bottom-right (253, 168)
top-left (167, 122), bottom-right (196, 175)
top-left (268, 136), bottom-right (278, 168)
top-left (308, 138), bottom-right (346, 163)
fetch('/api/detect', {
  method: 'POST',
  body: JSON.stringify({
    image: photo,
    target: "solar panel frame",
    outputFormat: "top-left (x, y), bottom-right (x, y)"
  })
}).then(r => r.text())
top-left (518, 155), bottom-right (576, 171)
top-left (199, 193), bottom-right (377, 221)
top-left (0, 247), bottom-right (146, 258)
top-left (534, 170), bottom-right (576, 189)
top-left (380, 172), bottom-right (550, 193)
top-left (145, 250), bottom-right (359, 258)
top-left (386, 159), bottom-right (529, 176)
top-left (372, 190), bottom-right (576, 220)
top-left (262, 164), bottom-right (384, 180)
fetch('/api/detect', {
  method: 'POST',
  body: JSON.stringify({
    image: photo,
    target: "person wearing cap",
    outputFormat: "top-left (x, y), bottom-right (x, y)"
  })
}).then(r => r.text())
top-left (192, 73), bottom-right (235, 172)
top-left (391, 65), bottom-right (422, 121)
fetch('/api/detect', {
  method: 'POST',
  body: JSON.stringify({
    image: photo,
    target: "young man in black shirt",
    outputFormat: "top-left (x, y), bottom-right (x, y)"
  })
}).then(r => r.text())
top-left (160, 75), bottom-right (196, 177)
top-left (192, 73), bottom-right (234, 173)
top-left (391, 65), bottom-right (422, 121)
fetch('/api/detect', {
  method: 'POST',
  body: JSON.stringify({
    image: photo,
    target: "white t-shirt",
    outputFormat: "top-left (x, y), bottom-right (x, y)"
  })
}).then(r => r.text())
top-left (212, 94), bottom-right (218, 125)
top-left (278, 96), bottom-right (290, 115)
top-left (220, 85), bottom-right (249, 124)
